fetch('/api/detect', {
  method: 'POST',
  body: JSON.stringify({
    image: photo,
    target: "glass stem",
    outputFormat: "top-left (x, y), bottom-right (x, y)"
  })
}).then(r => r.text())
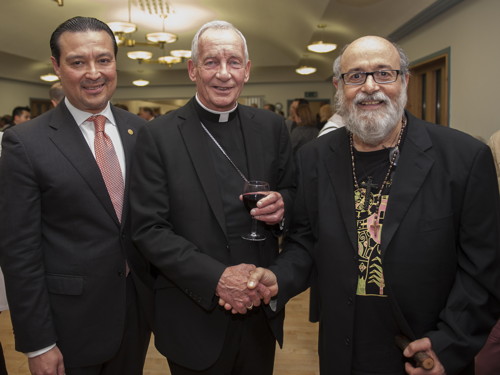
top-left (251, 217), bottom-right (259, 236)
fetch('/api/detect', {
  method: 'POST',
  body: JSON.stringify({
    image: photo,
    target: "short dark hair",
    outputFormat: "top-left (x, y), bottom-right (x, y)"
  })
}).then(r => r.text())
top-left (50, 16), bottom-right (117, 65)
top-left (141, 107), bottom-right (154, 116)
top-left (12, 106), bottom-right (30, 118)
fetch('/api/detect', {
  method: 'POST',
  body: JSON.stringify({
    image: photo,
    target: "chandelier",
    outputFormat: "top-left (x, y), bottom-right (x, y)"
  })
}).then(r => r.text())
top-left (307, 24), bottom-right (337, 54)
top-left (107, 0), bottom-right (187, 66)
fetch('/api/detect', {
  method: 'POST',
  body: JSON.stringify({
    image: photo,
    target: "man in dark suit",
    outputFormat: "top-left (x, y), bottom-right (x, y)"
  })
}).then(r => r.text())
top-left (248, 36), bottom-right (500, 375)
top-left (0, 16), bottom-right (152, 375)
top-left (130, 20), bottom-right (294, 375)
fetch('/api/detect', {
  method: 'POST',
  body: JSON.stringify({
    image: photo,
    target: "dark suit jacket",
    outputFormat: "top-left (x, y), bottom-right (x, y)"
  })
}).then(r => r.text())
top-left (130, 98), bottom-right (294, 370)
top-left (272, 112), bottom-right (500, 375)
top-left (0, 102), bottom-right (153, 367)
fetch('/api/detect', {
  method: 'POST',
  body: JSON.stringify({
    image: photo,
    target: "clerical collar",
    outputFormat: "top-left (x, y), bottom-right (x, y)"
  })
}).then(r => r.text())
top-left (194, 94), bottom-right (238, 123)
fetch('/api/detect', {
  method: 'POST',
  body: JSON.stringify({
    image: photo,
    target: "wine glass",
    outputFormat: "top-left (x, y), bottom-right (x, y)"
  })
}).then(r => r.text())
top-left (241, 180), bottom-right (270, 241)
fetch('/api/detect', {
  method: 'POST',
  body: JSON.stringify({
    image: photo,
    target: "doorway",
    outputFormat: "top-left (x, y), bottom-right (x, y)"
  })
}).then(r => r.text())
top-left (406, 48), bottom-right (449, 126)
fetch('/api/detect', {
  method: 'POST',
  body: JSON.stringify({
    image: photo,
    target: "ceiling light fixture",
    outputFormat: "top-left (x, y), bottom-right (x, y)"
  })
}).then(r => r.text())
top-left (295, 66), bottom-right (317, 75)
top-left (127, 51), bottom-right (153, 61)
top-left (158, 56), bottom-right (182, 65)
top-left (146, 31), bottom-right (177, 44)
top-left (52, 0), bottom-right (63, 6)
top-left (108, 0), bottom-right (137, 42)
top-left (108, 21), bottom-right (137, 35)
top-left (170, 50), bottom-right (192, 59)
top-left (40, 73), bottom-right (59, 82)
top-left (108, 0), bottom-right (177, 52)
top-left (307, 24), bottom-right (337, 53)
top-left (133, 79), bottom-right (150, 86)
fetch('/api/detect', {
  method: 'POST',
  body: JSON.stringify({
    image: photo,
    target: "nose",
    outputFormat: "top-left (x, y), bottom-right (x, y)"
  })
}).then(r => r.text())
top-left (85, 62), bottom-right (101, 79)
top-left (362, 74), bottom-right (380, 93)
top-left (215, 62), bottom-right (231, 80)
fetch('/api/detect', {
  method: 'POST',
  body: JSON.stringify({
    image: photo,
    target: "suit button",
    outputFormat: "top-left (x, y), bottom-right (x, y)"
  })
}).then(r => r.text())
top-left (345, 337), bottom-right (351, 346)
top-left (347, 297), bottom-right (353, 305)
top-left (118, 271), bottom-right (125, 277)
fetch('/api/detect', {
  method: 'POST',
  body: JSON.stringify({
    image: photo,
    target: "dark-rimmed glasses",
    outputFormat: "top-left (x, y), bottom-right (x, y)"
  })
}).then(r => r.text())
top-left (340, 70), bottom-right (402, 85)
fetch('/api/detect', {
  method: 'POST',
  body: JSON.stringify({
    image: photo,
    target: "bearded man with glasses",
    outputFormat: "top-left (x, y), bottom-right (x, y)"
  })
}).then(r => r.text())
top-left (245, 35), bottom-right (500, 375)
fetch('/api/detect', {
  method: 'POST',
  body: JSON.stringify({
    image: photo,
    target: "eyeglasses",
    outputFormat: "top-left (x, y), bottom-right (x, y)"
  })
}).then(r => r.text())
top-left (340, 70), bottom-right (402, 85)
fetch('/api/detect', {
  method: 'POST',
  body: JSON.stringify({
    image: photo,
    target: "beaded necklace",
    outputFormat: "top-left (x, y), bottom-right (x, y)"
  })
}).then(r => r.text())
top-left (349, 116), bottom-right (407, 211)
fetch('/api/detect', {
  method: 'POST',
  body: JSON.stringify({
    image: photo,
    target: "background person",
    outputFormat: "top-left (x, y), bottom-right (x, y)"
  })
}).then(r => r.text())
top-left (138, 107), bottom-right (155, 121)
top-left (49, 82), bottom-right (64, 107)
top-left (290, 102), bottom-right (319, 154)
top-left (1, 106), bottom-right (31, 131)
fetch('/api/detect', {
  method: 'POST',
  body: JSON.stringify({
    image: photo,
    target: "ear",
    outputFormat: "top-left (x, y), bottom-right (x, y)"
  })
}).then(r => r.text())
top-left (243, 60), bottom-right (251, 83)
top-left (333, 76), bottom-right (339, 89)
top-left (404, 73), bottom-right (410, 86)
top-left (187, 59), bottom-right (197, 82)
top-left (50, 56), bottom-right (61, 78)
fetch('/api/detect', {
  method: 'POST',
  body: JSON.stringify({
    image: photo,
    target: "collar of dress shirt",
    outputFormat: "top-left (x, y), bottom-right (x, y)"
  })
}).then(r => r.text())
top-left (64, 97), bottom-right (117, 127)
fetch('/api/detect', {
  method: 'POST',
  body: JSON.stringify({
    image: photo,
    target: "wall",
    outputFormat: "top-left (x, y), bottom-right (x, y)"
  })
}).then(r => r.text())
top-left (399, 0), bottom-right (499, 140)
top-left (0, 79), bottom-right (49, 117)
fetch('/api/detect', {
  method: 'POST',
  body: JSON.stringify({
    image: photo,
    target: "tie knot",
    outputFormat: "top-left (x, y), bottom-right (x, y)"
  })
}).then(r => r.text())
top-left (88, 115), bottom-right (107, 133)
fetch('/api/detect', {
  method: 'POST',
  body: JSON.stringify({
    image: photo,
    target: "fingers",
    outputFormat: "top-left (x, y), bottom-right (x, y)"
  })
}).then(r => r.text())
top-left (216, 265), bottom-right (278, 314)
top-left (247, 267), bottom-right (266, 289)
top-left (403, 338), bottom-right (446, 375)
top-left (250, 191), bottom-right (284, 225)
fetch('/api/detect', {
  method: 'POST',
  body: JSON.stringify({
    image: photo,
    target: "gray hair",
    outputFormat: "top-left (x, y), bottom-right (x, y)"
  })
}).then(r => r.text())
top-left (190, 20), bottom-right (249, 64)
top-left (332, 38), bottom-right (410, 80)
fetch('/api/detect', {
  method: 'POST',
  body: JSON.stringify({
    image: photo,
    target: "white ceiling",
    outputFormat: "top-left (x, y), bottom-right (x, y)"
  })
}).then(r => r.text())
top-left (0, 0), bottom-right (459, 88)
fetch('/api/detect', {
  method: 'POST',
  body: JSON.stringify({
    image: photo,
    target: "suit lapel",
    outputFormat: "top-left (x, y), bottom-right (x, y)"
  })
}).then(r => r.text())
top-left (381, 115), bottom-right (434, 254)
top-left (178, 101), bottom-right (228, 237)
top-left (324, 129), bottom-right (358, 253)
top-left (47, 103), bottom-right (120, 225)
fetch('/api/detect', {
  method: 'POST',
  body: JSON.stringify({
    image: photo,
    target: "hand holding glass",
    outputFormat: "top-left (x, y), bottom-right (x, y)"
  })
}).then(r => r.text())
top-left (241, 180), bottom-right (270, 241)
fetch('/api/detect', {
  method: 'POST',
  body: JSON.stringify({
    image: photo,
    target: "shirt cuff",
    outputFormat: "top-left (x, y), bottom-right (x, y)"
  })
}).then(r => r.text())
top-left (26, 344), bottom-right (56, 358)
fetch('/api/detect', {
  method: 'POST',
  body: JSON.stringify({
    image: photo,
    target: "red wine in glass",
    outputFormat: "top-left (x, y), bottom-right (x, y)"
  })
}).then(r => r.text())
top-left (241, 180), bottom-right (270, 241)
top-left (243, 193), bottom-right (267, 212)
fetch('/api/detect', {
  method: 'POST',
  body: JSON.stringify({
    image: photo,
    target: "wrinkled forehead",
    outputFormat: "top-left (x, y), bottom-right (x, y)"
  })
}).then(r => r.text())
top-left (341, 36), bottom-right (400, 72)
top-left (199, 29), bottom-right (244, 51)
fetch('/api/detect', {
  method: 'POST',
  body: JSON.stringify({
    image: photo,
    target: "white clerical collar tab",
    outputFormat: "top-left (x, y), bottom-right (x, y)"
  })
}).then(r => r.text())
top-left (195, 94), bottom-right (236, 122)
top-left (219, 113), bottom-right (229, 122)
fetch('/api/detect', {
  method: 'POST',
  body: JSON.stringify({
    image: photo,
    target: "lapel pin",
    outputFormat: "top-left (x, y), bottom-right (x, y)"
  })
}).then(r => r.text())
top-left (128, 129), bottom-right (134, 135)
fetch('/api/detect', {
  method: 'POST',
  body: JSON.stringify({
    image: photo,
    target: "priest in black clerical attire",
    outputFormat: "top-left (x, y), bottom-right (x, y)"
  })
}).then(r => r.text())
top-left (130, 20), bottom-right (295, 375)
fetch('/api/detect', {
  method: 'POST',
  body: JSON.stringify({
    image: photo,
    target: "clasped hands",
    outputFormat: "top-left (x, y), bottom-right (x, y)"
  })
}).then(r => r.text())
top-left (215, 191), bottom-right (283, 314)
top-left (216, 264), bottom-right (277, 314)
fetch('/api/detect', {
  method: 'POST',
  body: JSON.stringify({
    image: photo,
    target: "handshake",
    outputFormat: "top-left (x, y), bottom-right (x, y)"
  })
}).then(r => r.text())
top-left (216, 263), bottom-right (278, 314)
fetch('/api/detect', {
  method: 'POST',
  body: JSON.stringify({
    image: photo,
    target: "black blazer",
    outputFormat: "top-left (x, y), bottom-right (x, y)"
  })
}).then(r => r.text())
top-left (272, 112), bottom-right (500, 375)
top-left (130, 98), bottom-right (295, 370)
top-left (0, 102), bottom-right (153, 367)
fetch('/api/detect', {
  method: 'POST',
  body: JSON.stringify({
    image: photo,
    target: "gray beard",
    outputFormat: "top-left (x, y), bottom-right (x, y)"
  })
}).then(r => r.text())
top-left (336, 89), bottom-right (407, 146)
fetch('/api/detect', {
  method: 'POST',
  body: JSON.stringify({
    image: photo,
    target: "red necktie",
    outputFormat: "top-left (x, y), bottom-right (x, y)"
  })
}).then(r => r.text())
top-left (88, 115), bottom-right (124, 222)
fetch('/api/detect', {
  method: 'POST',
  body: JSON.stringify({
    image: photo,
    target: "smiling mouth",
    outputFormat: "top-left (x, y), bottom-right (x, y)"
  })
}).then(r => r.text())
top-left (359, 100), bottom-right (384, 106)
top-left (214, 86), bottom-right (232, 91)
top-left (83, 82), bottom-right (105, 92)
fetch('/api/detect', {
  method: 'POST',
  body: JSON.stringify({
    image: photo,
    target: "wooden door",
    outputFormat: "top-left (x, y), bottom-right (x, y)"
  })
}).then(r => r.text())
top-left (406, 52), bottom-right (449, 126)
